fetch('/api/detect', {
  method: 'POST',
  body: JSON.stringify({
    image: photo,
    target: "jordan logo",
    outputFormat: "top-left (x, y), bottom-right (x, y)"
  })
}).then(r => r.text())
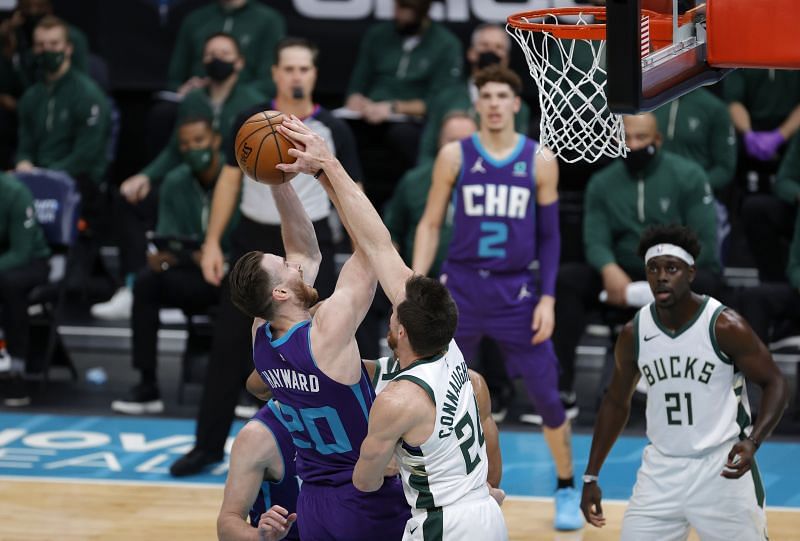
top-left (517, 283), bottom-right (532, 300)
top-left (470, 156), bottom-right (486, 174)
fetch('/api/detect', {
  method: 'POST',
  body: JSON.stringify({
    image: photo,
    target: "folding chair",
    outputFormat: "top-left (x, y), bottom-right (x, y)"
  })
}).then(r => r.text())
top-left (15, 170), bottom-right (82, 388)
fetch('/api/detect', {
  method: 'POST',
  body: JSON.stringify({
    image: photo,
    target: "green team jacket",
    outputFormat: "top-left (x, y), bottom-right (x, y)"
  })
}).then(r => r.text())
top-left (773, 133), bottom-right (800, 205)
top-left (167, 0), bottom-right (285, 95)
top-left (157, 160), bottom-right (239, 254)
top-left (418, 83), bottom-right (531, 161)
top-left (653, 88), bottom-right (736, 192)
top-left (0, 173), bottom-right (50, 273)
top-left (141, 81), bottom-right (264, 185)
top-left (584, 150), bottom-right (720, 276)
top-left (383, 159), bottom-right (451, 277)
top-left (723, 69), bottom-right (800, 131)
top-left (346, 21), bottom-right (463, 103)
top-left (16, 68), bottom-right (111, 184)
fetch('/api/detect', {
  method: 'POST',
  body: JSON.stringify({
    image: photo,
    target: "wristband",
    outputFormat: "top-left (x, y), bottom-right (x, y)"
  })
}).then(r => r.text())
top-left (313, 169), bottom-right (324, 179)
top-left (582, 474), bottom-right (599, 484)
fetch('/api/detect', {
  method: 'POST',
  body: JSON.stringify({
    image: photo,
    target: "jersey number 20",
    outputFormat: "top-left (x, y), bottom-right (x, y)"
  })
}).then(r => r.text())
top-left (272, 402), bottom-right (353, 455)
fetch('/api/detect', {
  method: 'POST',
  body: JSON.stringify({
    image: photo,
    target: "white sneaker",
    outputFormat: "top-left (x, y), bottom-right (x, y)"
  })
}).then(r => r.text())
top-left (91, 287), bottom-right (133, 320)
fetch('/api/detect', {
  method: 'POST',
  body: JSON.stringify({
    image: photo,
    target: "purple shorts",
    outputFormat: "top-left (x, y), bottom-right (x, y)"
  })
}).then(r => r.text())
top-left (296, 477), bottom-right (410, 541)
top-left (441, 261), bottom-right (566, 428)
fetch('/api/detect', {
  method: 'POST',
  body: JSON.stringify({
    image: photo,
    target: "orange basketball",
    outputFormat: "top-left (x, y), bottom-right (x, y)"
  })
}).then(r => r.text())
top-left (234, 110), bottom-right (297, 185)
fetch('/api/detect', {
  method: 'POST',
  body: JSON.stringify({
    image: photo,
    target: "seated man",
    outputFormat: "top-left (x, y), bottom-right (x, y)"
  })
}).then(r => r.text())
top-left (110, 117), bottom-right (237, 414)
top-left (553, 112), bottom-right (721, 406)
top-left (0, 172), bottom-right (51, 407)
top-left (14, 15), bottom-right (110, 224)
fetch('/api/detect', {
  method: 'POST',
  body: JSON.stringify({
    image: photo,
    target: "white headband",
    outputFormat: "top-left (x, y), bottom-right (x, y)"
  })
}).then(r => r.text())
top-left (644, 243), bottom-right (695, 266)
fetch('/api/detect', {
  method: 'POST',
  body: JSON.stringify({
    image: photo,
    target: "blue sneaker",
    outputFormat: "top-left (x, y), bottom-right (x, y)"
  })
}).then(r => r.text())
top-left (554, 487), bottom-right (584, 531)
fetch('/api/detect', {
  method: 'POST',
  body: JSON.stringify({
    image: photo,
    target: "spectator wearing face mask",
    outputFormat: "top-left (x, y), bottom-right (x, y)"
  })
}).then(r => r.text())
top-left (110, 117), bottom-right (237, 415)
top-left (91, 32), bottom-right (262, 321)
top-left (417, 23), bottom-right (531, 162)
top-left (14, 15), bottom-right (110, 222)
top-left (552, 113), bottom-right (720, 407)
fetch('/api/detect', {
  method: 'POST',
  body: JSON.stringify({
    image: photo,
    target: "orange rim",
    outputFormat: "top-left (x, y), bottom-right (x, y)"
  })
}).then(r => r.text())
top-left (507, 7), bottom-right (665, 41)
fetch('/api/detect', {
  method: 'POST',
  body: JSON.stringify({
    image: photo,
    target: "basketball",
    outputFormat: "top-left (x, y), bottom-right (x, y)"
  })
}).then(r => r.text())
top-left (234, 110), bottom-right (297, 185)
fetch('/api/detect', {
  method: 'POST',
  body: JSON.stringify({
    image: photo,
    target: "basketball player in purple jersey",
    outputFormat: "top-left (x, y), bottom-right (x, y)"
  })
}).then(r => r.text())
top-left (411, 65), bottom-right (583, 530)
top-left (227, 180), bottom-right (409, 540)
top-left (218, 400), bottom-right (300, 541)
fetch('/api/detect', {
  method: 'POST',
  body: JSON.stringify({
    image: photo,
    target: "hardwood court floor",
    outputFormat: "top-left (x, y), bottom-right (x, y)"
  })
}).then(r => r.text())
top-left (1, 479), bottom-right (798, 541)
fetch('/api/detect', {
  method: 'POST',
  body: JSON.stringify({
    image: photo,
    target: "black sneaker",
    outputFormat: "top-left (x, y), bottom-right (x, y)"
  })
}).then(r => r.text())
top-left (0, 373), bottom-right (31, 407)
top-left (111, 382), bottom-right (164, 414)
top-left (169, 448), bottom-right (224, 477)
top-left (560, 391), bottom-right (579, 421)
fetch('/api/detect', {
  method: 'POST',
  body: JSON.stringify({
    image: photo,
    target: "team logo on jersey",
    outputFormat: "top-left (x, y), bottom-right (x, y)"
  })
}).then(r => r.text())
top-left (688, 117), bottom-right (700, 131)
top-left (517, 283), bottom-right (532, 300)
top-left (512, 161), bottom-right (527, 177)
top-left (279, 353), bottom-right (287, 363)
top-left (659, 198), bottom-right (671, 213)
top-left (470, 157), bottom-right (486, 174)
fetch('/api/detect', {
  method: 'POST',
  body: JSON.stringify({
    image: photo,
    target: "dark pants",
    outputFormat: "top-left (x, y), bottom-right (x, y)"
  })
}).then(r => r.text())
top-left (739, 283), bottom-right (800, 343)
top-left (132, 265), bottom-right (220, 376)
top-left (553, 262), bottom-right (720, 392)
top-left (0, 107), bottom-right (17, 170)
top-left (115, 190), bottom-right (158, 279)
top-left (741, 194), bottom-right (796, 283)
top-left (0, 259), bottom-right (49, 362)
top-left (193, 215), bottom-right (336, 454)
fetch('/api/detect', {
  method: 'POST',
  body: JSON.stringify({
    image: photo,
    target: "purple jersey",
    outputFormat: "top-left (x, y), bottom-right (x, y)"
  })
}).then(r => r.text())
top-left (447, 133), bottom-right (538, 272)
top-left (253, 320), bottom-right (375, 486)
top-left (248, 401), bottom-right (300, 541)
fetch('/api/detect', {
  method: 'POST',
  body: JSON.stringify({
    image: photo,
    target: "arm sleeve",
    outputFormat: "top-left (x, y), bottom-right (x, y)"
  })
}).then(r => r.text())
top-left (773, 134), bottom-right (800, 204)
top-left (536, 200), bottom-right (560, 297)
top-left (705, 103), bottom-right (737, 190)
top-left (682, 168), bottom-right (720, 273)
top-left (346, 28), bottom-right (375, 97)
top-left (788, 214), bottom-right (800, 289)
top-left (166, 16), bottom-right (194, 90)
top-left (0, 191), bottom-right (41, 272)
top-left (15, 93), bottom-right (34, 163)
top-left (48, 94), bottom-right (111, 183)
top-left (583, 176), bottom-right (617, 271)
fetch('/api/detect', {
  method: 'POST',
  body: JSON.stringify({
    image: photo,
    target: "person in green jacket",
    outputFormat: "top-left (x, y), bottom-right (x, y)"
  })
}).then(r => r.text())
top-left (344, 0), bottom-right (463, 209)
top-left (0, 172), bottom-right (51, 407)
top-left (552, 112), bottom-right (720, 400)
top-left (418, 23), bottom-right (531, 162)
top-left (14, 16), bottom-right (110, 220)
top-left (95, 32), bottom-right (263, 320)
top-left (111, 117), bottom-right (237, 415)
top-left (167, 0), bottom-right (285, 98)
top-left (740, 210), bottom-right (800, 346)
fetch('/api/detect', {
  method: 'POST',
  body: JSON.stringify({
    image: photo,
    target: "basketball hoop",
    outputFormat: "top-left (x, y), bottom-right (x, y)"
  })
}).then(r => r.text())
top-left (507, 7), bottom-right (635, 163)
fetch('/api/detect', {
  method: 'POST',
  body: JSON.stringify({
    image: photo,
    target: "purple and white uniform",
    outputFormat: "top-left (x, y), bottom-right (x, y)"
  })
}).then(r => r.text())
top-left (254, 320), bottom-right (409, 540)
top-left (441, 133), bottom-right (565, 428)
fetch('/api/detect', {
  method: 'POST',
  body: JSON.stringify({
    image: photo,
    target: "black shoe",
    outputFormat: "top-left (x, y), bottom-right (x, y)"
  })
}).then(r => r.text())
top-left (0, 372), bottom-right (31, 407)
top-left (111, 382), bottom-right (164, 414)
top-left (560, 391), bottom-right (579, 421)
top-left (169, 448), bottom-right (224, 477)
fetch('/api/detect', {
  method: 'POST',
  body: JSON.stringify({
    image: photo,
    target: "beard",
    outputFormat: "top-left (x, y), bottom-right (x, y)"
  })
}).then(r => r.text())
top-left (386, 329), bottom-right (399, 353)
top-left (291, 280), bottom-right (319, 309)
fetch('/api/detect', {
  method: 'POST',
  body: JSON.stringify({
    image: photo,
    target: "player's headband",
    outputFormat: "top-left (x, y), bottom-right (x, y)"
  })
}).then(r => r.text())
top-left (644, 243), bottom-right (695, 266)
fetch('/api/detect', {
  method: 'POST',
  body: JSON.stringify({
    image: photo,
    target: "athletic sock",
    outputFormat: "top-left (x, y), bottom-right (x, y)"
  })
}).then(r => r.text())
top-left (557, 476), bottom-right (574, 490)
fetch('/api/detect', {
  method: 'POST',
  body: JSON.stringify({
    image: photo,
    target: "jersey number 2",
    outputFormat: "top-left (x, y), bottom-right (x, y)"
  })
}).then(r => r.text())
top-left (478, 222), bottom-right (508, 258)
top-left (274, 403), bottom-right (353, 455)
top-left (455, 400), bottom-right (486, 474)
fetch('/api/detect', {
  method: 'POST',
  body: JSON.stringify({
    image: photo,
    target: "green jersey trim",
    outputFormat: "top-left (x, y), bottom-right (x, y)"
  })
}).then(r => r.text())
top-left (751, 457), bottom-right (766, 508)
top-left (708, 304), bottom-right (732, 364)
top-left (633, 310), bottom-right (641, 366)
top-left (423, 507), bottom-right (444, 541)
top-left (392, 351), bottom-right (445, 376)
top-left (649, 295), bottom-right (710, 339)
top-left (394, 375), bottom-right (436, 405)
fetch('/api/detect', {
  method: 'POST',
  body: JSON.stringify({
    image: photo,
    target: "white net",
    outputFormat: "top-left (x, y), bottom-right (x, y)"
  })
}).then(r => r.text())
top-left (508, 13), bottom-right (626, 163)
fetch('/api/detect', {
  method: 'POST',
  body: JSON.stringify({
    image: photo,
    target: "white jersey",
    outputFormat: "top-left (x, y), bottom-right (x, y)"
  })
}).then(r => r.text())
top-left (636, 296), bottom-right (752, 456)
top-left (371, 356), bottom-right (399, 395)
top-left (389, 340), bottom-right (490, 511)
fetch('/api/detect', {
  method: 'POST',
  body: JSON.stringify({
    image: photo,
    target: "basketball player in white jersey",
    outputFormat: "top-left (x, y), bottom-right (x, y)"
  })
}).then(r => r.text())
top-left (580, 224), bottom-right (788, 540)
top-left (277, 116), bottom-right (508, 540)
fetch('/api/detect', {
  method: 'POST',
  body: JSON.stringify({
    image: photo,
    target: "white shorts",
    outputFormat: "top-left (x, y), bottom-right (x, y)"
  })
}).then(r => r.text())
top-left (403, 495), bottom-right (508, 541)
top-left (622, 439), bottom-right (767, 541)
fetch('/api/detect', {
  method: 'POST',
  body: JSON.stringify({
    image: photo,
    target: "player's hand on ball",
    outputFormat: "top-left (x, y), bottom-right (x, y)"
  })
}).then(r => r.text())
top-left (257, 505), bottom-right (297, 541)
top-left (277, 115), bottom-right (335, 176)
top-left (580, 483), bottom-right (606, 528)
top-left (721, 439), bottom-right (756, 479)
